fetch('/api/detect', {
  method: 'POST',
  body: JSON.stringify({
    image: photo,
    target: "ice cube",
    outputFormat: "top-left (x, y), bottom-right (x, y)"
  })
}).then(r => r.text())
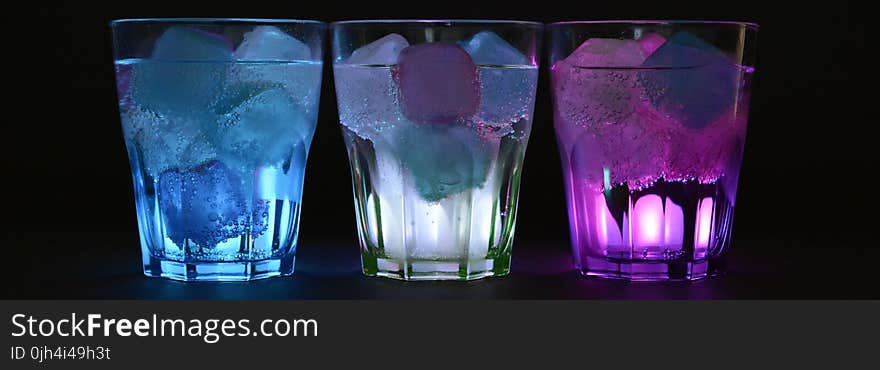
top-left (131, 26), bottom-right (232, 114)
top-left (124, 108), bottom-right (217, 177)
top-left (393, 43), bottom-right (480, 124)
top-left (158, 160), bottom-right (266, 247)
top-left (234, 26), bottom-right (312, 61)
top-left (459, 31), bottom-right (537, 130)
top-left (346, 33), bottom-right (409, 65)
top-left (563, 38), bottom-right (649, 68)
top-left (213, 86), bottom-right (311, 169)
top-left (230, 28), bottom-right (320, 113)
top-left (334, 34), bottom-right (410, 140)
top-left (615, 116), bottom-right (665, 187)
top-left (662, 114), bottom-right (739, 182)
top-left (460, 31), bottom-right (529, 66)
top-left (474, 66), bottom-right (537, 132)
top-left (637, 33), bottom-right (666, 56)
top-left (366, 132), bottom-right (502, 260)
top-left (638, 32), bottom-right (741, 129)
top-left (394, 125), bottom-right (492, 201)
top-left (568, 113), bottom-right (663, 190)
top-left (552, 38), bottom-right (650, 129)
top-left (333, 63), bottom-right (404, 141)
top-left (367, 130), bottom-right (501, 259)
top-left (151, 26), bottom-right (234, 60)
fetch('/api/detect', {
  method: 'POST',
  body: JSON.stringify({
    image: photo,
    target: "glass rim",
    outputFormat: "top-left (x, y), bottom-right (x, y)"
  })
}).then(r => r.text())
top-left (547, 20), bottom-right (758, 29)
top-left (110, 18), bottom-right (325, 26)
top-left (331, 19), bottom-right (543, 27)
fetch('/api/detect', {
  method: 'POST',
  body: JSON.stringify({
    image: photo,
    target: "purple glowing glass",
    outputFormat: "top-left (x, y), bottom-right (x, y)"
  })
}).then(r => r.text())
top-left (548, 21), bottom-right (758, 280)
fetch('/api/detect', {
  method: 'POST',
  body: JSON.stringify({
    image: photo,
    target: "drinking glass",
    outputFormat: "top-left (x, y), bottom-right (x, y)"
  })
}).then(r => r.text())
top-left (111, 18), bottom-right (324, 281)
top-left (548, 21), bottom-right (758, 280)
top-left (332, 20), bottom-right (542, 280)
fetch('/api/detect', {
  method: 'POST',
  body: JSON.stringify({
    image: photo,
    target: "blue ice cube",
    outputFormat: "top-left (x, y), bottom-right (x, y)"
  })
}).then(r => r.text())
top-left (396, 125), bottom-right (492, 202)
top-left (151, 26), bottom-right (234, 61)
top-left (460, 31), bottom-right (529, 66)
top-left (230, 27), bottom-right (320, 119)
top-left (475, 67), bottom-right (538, 128)
top-left (131, 26), bottom-right (232, 114)
top-left (158, 160), bottom-right (266, 247)
top-left (213, 86), bottom-right (310, 168)
top-left (460, 31), bottom-right (536, 127)
top-left (638, 32), bottom-right (741, 129)
top-left (124, 108), bottom-right (217, 177)
top-left (233, 26), bottom-right (312, 61)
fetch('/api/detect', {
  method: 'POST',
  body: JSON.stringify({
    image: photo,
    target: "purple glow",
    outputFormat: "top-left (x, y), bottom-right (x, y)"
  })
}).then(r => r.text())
top-left (695, 197), bottom-right (714, 249)
top-left (664, 198), bottom-right (684, 246)
top-left (593, 193), bottom-right (622, 247)
top-left (633, 194), bottom-right (663, 247)
top-left (552, 26), bottom-right (753, 280)
top-left (628, 195), bottom-right (685, 250)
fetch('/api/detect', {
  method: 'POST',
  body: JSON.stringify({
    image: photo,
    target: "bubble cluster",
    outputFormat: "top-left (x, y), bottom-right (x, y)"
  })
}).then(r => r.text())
top-left (552, 33), bottom-right (752, 191)
top-left (158, 161), bottom-right (269, 247)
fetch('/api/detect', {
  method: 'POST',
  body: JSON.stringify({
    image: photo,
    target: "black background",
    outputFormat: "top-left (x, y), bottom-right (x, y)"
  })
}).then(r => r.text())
top-left (2, 1), bottom-right (874, 298)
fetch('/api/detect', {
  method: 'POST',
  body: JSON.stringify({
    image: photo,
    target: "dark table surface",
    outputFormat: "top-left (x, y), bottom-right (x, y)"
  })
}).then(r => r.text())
top-left (3, 231), bottom-right (877, 299)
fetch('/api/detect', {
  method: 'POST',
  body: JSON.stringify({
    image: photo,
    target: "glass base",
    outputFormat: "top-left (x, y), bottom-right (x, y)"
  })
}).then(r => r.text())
top-left (362, 255), bottom-right (510, 281)
top-left (143, 255), bottom-right (295, 282)
top-left (579, 256), bottom-right (725, 281)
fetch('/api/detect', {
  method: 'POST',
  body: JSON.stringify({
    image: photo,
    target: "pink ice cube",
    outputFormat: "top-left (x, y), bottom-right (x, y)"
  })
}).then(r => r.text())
top-left (563, 38), bottom-right (649, 67)
top-left (637, 33), bottom-right (666, 56)
top-left (392, 43), bottom-right (480, 124)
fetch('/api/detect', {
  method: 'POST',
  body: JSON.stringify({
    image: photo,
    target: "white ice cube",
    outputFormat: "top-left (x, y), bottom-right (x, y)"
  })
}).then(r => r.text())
top-left (333, 64), bottom-right (404, 141)
top-left (335, 34), bottom-right (410, 140)
top-left (345, 33), bottom-right (409, 65)
top-left (214, 87), bottom-right (310, 169)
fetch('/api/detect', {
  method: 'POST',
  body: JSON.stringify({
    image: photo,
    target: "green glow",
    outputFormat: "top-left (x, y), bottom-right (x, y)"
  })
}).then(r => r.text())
top-left (603, 167), bottom-right (611, 191)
